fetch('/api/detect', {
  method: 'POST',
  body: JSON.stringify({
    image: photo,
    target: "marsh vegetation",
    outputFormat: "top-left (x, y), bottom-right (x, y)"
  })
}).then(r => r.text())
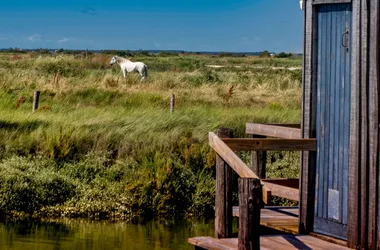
top-left (0, 51), bottom-right (302, 220)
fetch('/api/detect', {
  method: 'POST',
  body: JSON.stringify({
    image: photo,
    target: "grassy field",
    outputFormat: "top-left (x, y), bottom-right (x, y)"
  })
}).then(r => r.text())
top-left (0, 51), bottom-right (302, 220)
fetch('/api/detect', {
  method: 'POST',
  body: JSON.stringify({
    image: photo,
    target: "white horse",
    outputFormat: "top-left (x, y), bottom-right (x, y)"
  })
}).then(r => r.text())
top-left (109, 56), bottom-right (148, 81)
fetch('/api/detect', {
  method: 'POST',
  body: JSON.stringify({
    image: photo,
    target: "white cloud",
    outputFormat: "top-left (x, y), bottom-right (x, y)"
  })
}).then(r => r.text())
top-left (255, 37), bottom-right (261, 41)
top-left (28, 34), bottom-right (41, 42)
top-left (57, 37), bottom-right (70, 43)
top-left (154, 42), bottom-right (161, 48)
top-left (0, 37), bottom-right (9, 40)
top-left (240, 37), bottom-right (248, 41)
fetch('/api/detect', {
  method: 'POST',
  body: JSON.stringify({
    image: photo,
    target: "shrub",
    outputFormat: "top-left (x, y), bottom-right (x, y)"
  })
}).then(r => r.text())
top-left (0, 157), bottom-right (76, 215)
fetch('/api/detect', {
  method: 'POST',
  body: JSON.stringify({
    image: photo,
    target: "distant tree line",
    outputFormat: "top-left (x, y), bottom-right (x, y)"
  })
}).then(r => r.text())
top-left (1, 47), bottom-right (300, 58)
top-left (259, 50), bottom-right (300, 59)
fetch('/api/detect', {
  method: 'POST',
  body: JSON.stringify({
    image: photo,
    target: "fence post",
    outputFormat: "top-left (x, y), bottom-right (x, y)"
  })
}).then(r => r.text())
top-left (251, 135), bottom-right (267, 179)
top-left (170, 93), bottom-right (175, 113)
top-left (238, 178), bottom-right (261, 250)
top-left (215, 127), bottom-right (234, 238)
top-left (32, 90), bottom-right (40, 112)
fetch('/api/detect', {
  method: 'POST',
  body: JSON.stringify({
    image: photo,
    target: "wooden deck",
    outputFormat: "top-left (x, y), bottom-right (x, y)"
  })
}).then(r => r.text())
top-left (233, 206), bottom-right (299, 234)
top-left (188, 235), bottom-right (350, 250)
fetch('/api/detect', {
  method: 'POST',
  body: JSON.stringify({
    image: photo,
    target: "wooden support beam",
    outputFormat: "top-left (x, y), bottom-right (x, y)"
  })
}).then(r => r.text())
top-left (251, 135), bottom-right (267, 179)
top-left (262, 178), bottom-right (299, 189)
top-left (246, 123), bottom-right (302, 139)
top-left (209, 132), bottom-right (270, 203)
top-left (267, 123), bottom-right (301, 128)
top-left (238, 178), bottom-right (261, 250)
top-left (209, 132), bottom-right (258, 178)
top-left (215, 128), bottom-right (233, 239)
top-left (262, 181), bottom-right (299, 202)
top-left (222, 138), bottom-right (316, 151)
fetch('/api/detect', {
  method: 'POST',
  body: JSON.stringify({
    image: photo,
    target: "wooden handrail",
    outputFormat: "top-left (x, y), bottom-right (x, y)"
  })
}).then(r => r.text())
top-left (246, 123), bottom-right (302, 139)
top-left (209, 132), bottom-right (272, 204)
top-left (209, 132), bottom-right (258, 178)
top-left (222, 138), bottom-right (316, 151)
top-left (262, 181), bottom-right (299, 201)
top-left (267, 123), bottom-right (301, 128)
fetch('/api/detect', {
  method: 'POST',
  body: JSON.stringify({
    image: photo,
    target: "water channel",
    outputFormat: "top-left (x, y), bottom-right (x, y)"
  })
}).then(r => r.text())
top-left (0, 218), bottom-right (215, 250)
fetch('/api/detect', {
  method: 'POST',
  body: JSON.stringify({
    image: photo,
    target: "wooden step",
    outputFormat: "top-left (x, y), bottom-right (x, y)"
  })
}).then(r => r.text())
top-left (188, 235), bottom-right (351, 250)
top-left (233, 206), bottom-right (299, 234)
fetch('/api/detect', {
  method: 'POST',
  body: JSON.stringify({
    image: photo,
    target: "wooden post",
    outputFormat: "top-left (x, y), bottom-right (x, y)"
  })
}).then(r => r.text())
top-left (251, 135), bottom-right (267, 179)
top-left (170, 93), bottom-right (175, 113)
top-left (32, 90), bottom-right (40, 112)
top-left (238, 178), bottom-right (261, 250)
top-left (215, 127), bottom-right (234, 239)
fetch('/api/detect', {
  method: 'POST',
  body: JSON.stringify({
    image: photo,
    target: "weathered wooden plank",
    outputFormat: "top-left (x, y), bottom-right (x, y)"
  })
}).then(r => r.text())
top-left (251, 135), bottom-right (267, 179)
top-left (359, 0), bottom-right (369, 248)
top-left (233, 206), bottom-right (299, 218)
top-left (262, 224), bottom-right (298, 235)
top-left (368, 1), bottom-right (379, 249)
top-left (267, 123), bottom-right (301, 128)
top-left (233, 206), bottom-right (299, 234)
top-left (215, 128), bottom-right (233, 239)
top-left (245, 123), bottom-right (301, 139)
top-left (262, 187), bottom-right (272, 206)
top-left (347, 0), bottom-right (361, 248)
top-left (189, 235), bottom-right (352, 250)
top-left (222, 138), bottom-right (316, 151)
top-left (262, 182), bottom-right (299, 201)
top-left (209, 132), bottom-right (258, 178)
top-left (188, 237), bottom-right (236, 250)
top-left (374, 1), bottom-right (380, 246)
top-left (266, 236), bottom-right (324, 250)
top-left (238, 178), bottom-right (261, 250)
top-left (261, 178), bottom-right (299, 189)
top-left (309, 232), bottom-right (349, 248)
top-left (299, 0), bottom-right (317, 234)
top-left (260, 237), bottom-right (296, 250)
top-left (209, 132), bottom-right (271, 203)
top-left (277, 235), bottom-right (348, 250)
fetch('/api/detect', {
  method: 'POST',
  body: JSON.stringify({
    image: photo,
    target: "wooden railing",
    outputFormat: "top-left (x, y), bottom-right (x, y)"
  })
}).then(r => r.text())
top-left (210, 124), bottom-right (316, 250)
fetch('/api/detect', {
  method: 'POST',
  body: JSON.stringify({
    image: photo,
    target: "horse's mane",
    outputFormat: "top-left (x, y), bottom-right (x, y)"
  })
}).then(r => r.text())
top-left (115, 56), bottom-right (129, 63)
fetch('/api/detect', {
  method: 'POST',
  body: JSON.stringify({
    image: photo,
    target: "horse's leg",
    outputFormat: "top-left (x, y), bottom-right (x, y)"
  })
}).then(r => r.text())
top-left (121, 68), bottom-right (126, 79)
top-left (140, 67), bottom-right (147, 81)
top-left (140, 72), bottom-right (145, 81)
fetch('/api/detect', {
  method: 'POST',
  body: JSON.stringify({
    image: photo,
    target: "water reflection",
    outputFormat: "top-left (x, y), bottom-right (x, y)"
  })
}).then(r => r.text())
top-left (0, 219), bottom-right (214, 250)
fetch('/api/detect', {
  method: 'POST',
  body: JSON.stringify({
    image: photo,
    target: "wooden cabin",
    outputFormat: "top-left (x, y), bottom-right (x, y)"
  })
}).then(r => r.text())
top-left (189, 0), bottom-right (379, 249)
top-left (301, 0), bottom-right (379, 249)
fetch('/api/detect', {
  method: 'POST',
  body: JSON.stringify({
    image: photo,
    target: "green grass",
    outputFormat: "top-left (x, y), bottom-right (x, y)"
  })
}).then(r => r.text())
top-left (0, 52), bottom-right (302, 220)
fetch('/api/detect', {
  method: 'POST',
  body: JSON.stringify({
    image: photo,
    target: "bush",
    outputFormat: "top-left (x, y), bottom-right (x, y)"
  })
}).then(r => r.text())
top-left (259, 50), bottom-right (271, 58)
top-left (0, 157), bottom-right (76, 215)
top-left (276, 52), bottom-right (293, 58)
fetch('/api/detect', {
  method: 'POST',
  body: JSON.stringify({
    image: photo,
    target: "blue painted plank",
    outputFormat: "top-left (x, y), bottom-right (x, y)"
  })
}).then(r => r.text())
top-left (324, 3), bottom-right (331, 220)
top-left (337, 3), bottom-right (344, 223)
top-left (342, 4), bottom-right (352, 226)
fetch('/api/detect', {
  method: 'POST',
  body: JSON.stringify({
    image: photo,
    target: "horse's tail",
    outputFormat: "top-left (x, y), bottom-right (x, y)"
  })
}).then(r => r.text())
top-left (144, 64), bottom-right (148, 77)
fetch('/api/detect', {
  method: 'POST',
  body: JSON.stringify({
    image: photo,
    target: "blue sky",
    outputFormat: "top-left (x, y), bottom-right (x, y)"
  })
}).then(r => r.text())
top-left (0, 0), bottom-right (303, 53)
